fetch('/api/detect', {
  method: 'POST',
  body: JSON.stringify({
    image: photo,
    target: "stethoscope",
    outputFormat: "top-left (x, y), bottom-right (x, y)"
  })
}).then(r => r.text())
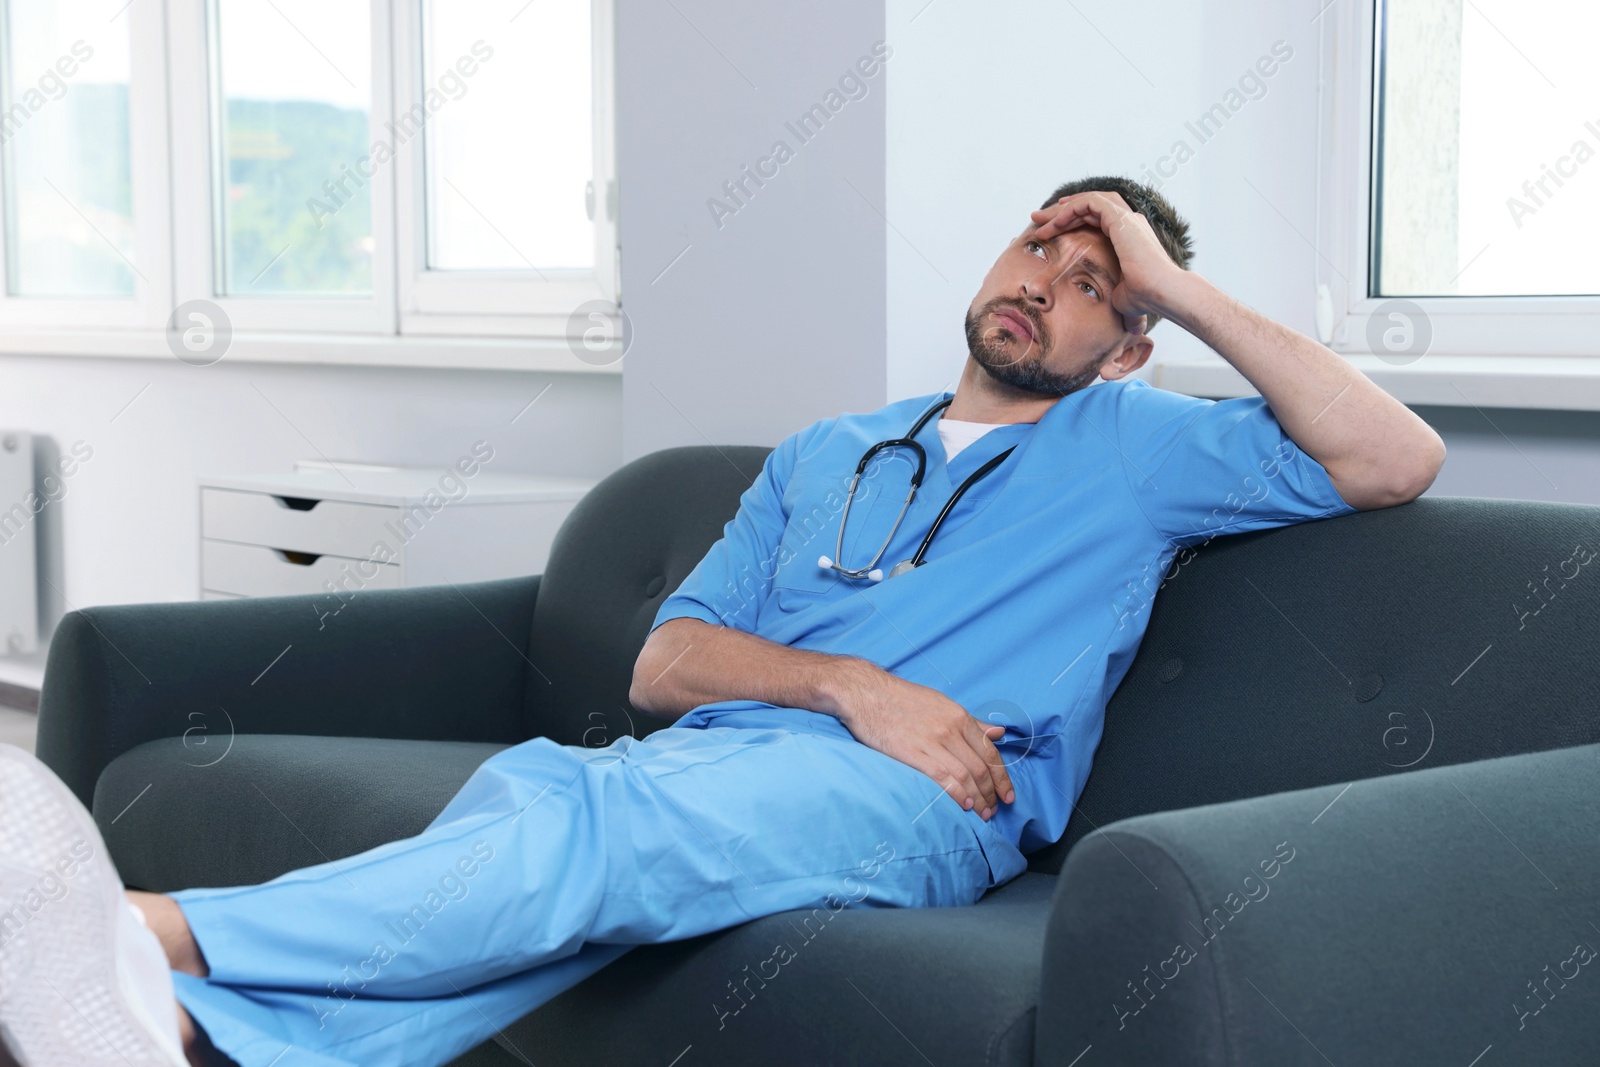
top-left (818, 396), bottom-right (1016, 582)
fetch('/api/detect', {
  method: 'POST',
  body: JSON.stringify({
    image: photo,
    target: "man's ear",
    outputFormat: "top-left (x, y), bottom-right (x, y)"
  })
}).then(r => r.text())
top-left (1097, 335), bottom-right (1154, 381)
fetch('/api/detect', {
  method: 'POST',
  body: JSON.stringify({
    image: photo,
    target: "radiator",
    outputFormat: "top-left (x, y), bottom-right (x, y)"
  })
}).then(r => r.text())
top-left (0, 432), bottom-right (39, 654)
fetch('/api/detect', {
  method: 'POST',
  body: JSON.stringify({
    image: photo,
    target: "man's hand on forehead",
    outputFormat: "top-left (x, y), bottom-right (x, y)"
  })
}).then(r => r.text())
top-left (1028, 190), bottom-right (1188, 336)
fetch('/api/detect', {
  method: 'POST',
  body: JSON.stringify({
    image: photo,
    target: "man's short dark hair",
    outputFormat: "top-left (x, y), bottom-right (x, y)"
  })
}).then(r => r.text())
top-left (1040, 176), bottom-right (1194, 330)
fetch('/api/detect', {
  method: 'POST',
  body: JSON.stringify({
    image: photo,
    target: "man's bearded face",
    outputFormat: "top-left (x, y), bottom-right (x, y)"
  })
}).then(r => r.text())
top-left (963, 224), bottom-right (1131, 398)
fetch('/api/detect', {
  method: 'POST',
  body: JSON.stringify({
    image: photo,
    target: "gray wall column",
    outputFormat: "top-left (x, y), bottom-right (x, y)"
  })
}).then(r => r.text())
top-left (617, 0), bottom-right (890, 459)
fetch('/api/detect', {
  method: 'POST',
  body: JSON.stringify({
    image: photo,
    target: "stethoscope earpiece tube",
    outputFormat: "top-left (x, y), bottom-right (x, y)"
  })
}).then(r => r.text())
top-left (902, 443), bottom-right (1016, 572)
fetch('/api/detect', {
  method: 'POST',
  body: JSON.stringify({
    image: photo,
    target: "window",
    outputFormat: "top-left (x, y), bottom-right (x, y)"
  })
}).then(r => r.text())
top-left (0, 0), bottom-right (617, 362)
top-left (394, 0), bottom-right (618, 337)
top-left (1318, 0), bottom-right (1596, 359)
top-left (212, 0), bottom-right (374, 296)
top-left (423, 0), bottom-right (593, 272)
top-left (1372, 0), bottom-right (1600, 297)
top-left (0, 0), bottom-right (168, 330)
top-left (1, 0), bottom-right (133, 296)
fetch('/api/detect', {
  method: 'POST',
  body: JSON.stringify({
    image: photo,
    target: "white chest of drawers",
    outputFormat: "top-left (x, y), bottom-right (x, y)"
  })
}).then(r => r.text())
top-left (198, 460), bottom-right (596, 601)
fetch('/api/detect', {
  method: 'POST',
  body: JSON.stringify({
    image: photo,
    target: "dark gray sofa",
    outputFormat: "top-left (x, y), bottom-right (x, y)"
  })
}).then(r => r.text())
top-left (36, 444), bottom-right (1600, 1065)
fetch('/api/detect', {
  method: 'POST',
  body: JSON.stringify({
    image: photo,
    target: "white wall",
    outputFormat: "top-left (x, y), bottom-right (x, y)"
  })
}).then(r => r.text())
top-left (1412, 404), bottom-right (1600, 506)
top-left (885, 0), bottom-right (1212, 401)
top-left (885, 0), bottom-right (1600, 506)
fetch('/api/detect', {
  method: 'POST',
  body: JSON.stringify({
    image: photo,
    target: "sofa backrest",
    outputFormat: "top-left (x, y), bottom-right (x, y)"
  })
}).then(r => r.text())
top-left (1027, 494), bottom-right (1600, 874)
top-left (523, 445), bottom-right (773, 747)
top-left (535, 447), bottom-right (1600, 880)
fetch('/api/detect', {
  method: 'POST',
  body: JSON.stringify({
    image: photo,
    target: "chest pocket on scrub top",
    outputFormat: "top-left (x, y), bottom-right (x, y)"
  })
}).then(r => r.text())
top-left (770, 471), bottom-right (885, 600)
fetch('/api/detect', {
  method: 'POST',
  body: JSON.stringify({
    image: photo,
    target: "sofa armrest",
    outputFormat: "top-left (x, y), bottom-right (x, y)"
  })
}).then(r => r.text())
top-left (1035, 741), bottom-right (1600, 1066)
top-left (36, 575), bottom-right (541, 805)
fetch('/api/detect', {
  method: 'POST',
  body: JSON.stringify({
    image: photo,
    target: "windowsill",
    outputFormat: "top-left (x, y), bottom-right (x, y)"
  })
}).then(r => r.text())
top-left (0, 328), bottom-right (624, 374)
top-left (1152, 354), bottom-right (1600, 411)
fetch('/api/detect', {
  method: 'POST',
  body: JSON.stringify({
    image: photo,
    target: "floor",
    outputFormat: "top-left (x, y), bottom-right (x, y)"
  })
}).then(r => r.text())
top-left (0, 705), bottom-right (37, 753)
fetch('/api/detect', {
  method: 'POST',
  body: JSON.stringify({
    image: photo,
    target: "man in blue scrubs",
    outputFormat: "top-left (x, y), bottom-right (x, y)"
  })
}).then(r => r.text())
top-left (628, 175), bottom-right (1445, 870)
top-left (1, 177), bottom-right (1445, 1067)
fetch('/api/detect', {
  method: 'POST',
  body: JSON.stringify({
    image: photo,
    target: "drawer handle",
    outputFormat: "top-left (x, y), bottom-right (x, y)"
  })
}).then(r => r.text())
top-left (271, 495), bottom-right (321, 512)
top-left (271, 549), bottom-right (322, 566)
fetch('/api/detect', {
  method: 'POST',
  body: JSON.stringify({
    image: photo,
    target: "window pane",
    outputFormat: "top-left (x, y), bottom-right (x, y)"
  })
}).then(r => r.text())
top-left (423, 0), bottom-right (593, 271)
top-left (1373, 0), bottom-right (1600, 297)
top-left (2, 0), bottom-right (134, 297)
top-left (213, 0), bottom-right (371, 295)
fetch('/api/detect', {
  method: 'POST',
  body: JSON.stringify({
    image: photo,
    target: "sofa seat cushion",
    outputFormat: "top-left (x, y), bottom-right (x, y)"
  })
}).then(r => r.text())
top-left (483, 870), bottom-right (1057, 1067)
top-left (93, 735), bottom-right (509, 892)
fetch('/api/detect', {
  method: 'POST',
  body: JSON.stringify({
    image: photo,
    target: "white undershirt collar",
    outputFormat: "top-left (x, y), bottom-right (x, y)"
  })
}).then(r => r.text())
top-left (936, 414), bottom-right (1009, 461)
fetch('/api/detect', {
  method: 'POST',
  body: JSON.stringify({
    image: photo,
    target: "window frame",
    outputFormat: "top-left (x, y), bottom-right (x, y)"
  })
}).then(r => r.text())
top-left (0, 0), bottom-right (171, 329)
top-left (1316, 0), bottom-right (1600, 358)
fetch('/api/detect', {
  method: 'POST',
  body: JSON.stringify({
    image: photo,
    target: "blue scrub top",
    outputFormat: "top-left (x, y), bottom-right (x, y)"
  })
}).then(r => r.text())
top-left (648, 377), bottom-right (1358, 856)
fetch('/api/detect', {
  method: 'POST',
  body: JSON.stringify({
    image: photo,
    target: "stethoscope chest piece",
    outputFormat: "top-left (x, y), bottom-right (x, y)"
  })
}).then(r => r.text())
top-left (812, 555), bottom-right (918, 583)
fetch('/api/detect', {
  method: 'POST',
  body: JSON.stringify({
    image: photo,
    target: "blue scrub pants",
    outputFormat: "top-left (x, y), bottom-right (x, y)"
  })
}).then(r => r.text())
top-left (166, 714), bottom-right (1024, 1067)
